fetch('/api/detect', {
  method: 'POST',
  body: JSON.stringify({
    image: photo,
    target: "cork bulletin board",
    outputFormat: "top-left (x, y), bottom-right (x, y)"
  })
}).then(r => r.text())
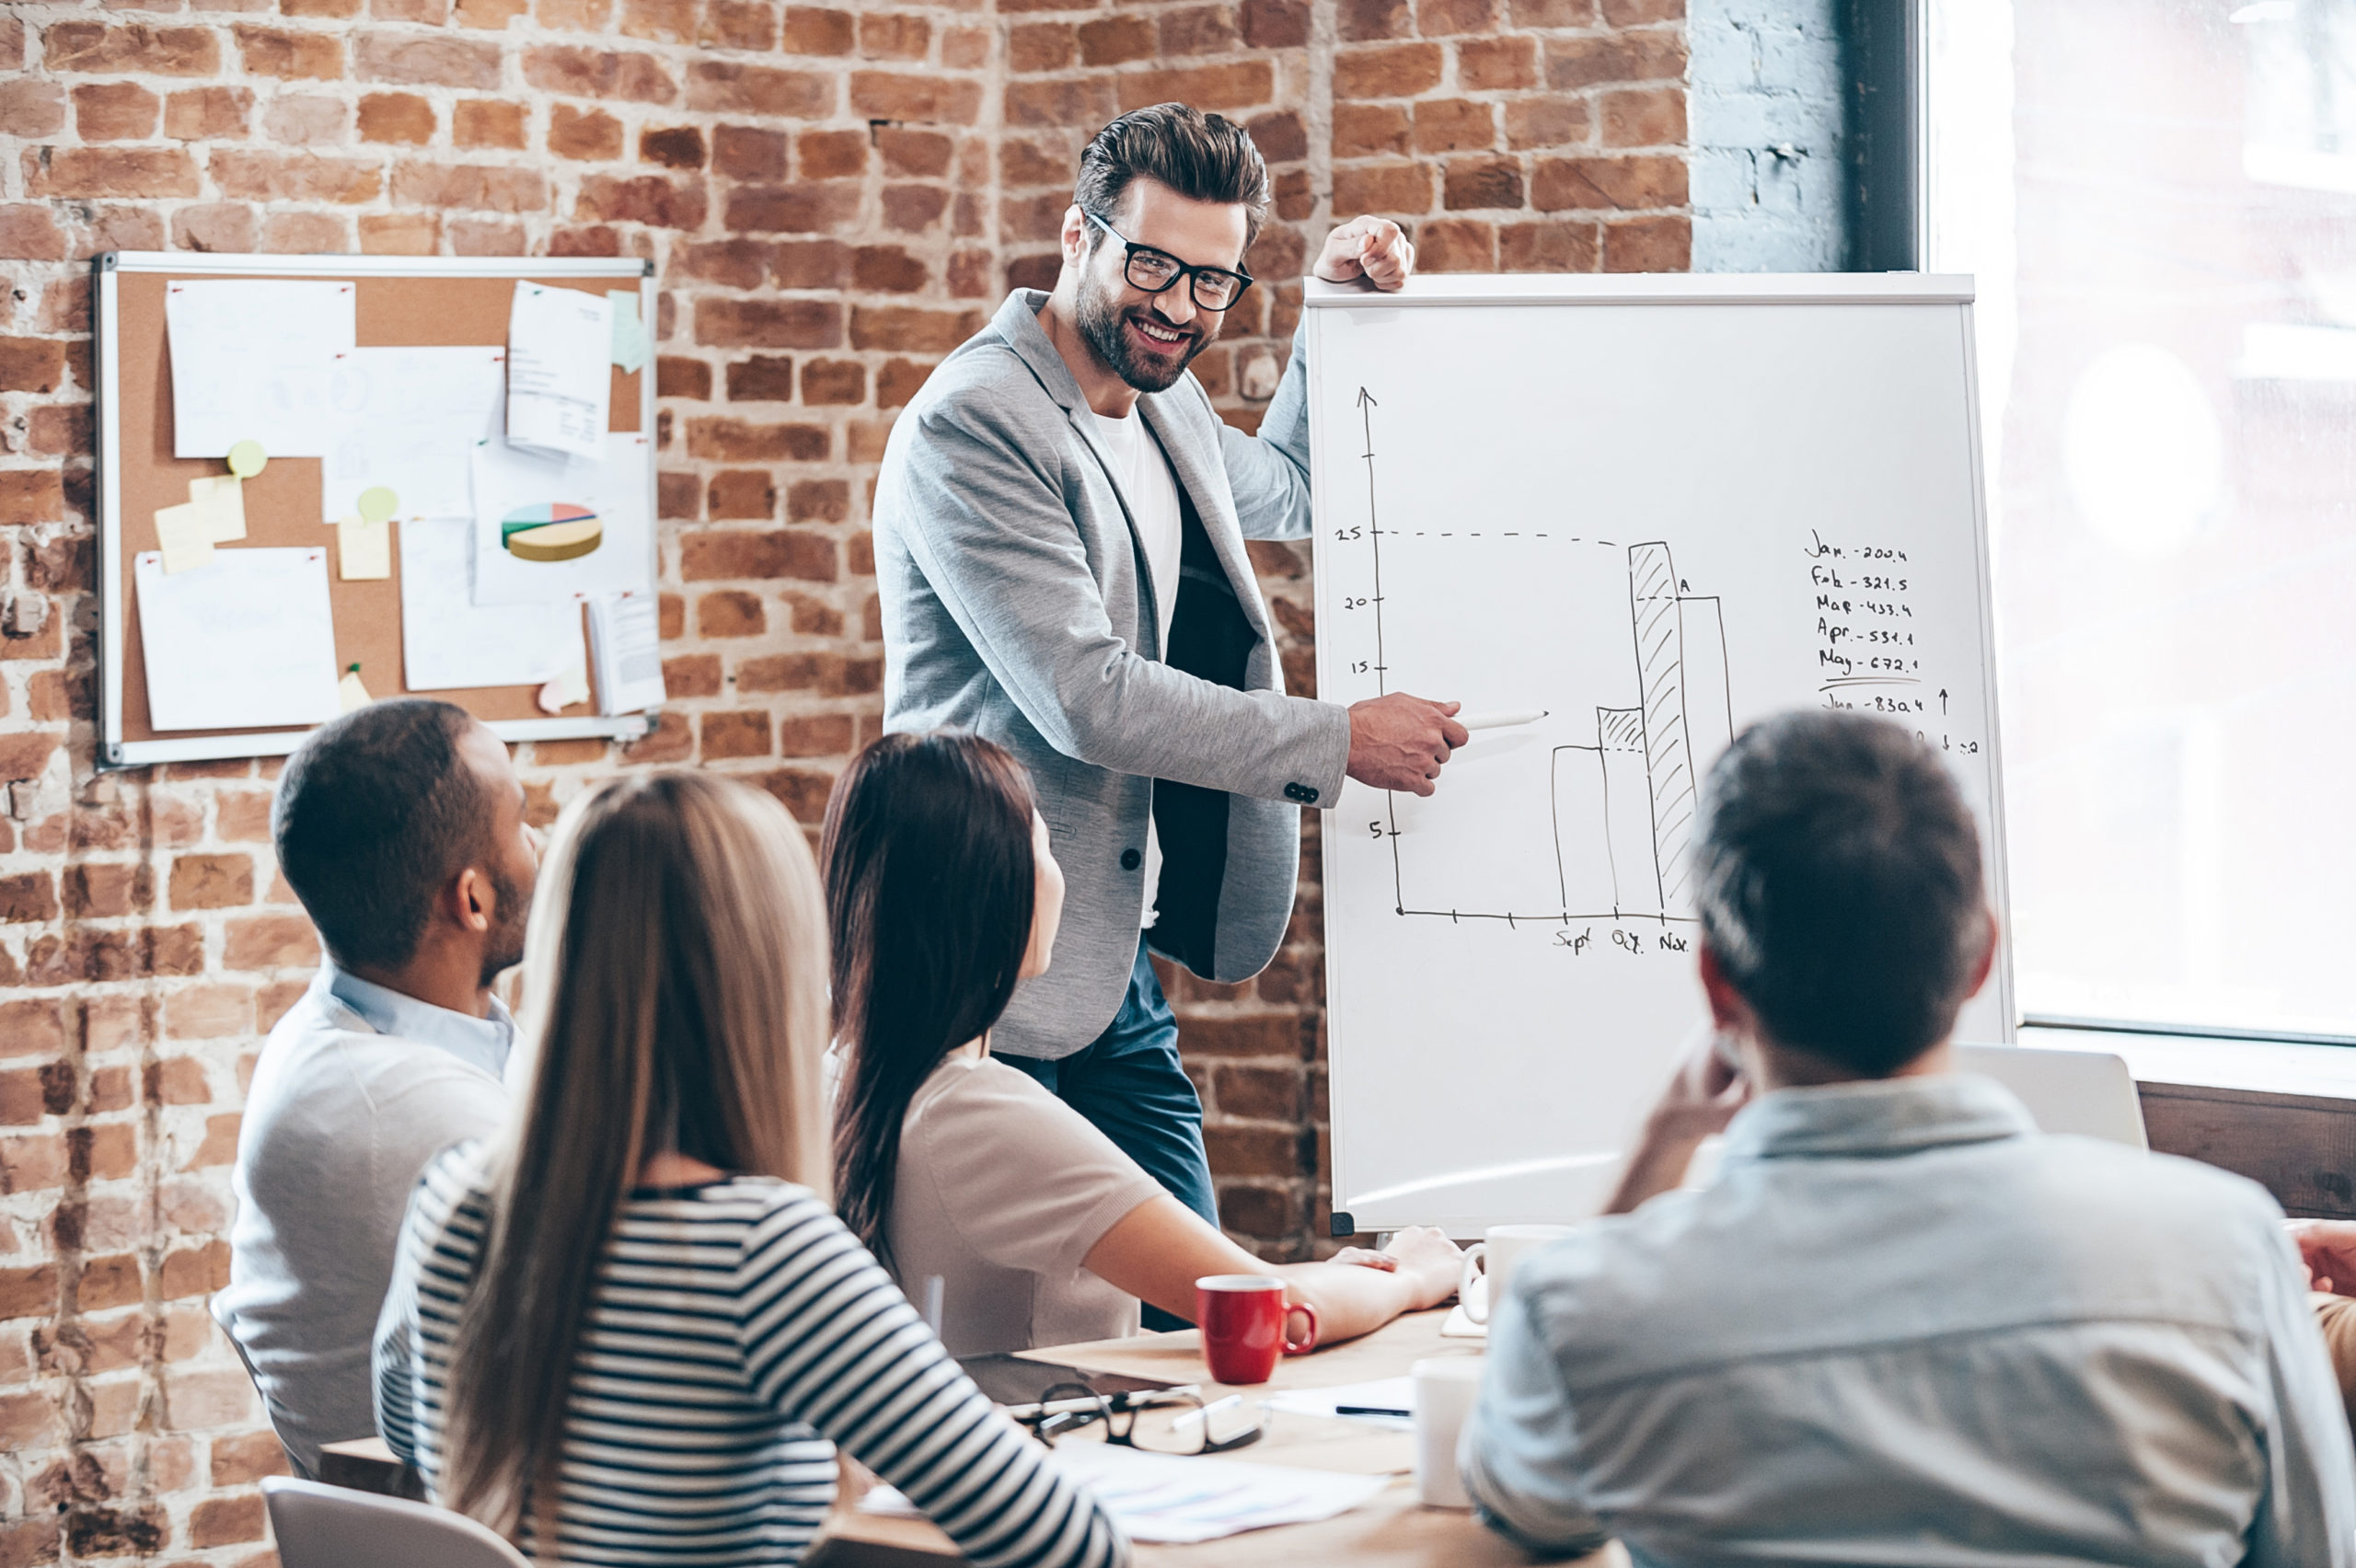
top-left (94, 252), bottom-right (659, 770)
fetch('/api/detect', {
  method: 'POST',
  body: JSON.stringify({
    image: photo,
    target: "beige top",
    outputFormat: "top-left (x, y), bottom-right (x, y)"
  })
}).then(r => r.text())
top-left (884, 1053), bottom-right (1165, 1357)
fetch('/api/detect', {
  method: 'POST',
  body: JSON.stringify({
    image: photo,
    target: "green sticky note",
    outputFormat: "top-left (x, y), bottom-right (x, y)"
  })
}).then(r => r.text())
top-left (357, 485), bottom-right (398, 524)
top-left (225, 440), bottom-right (266, 478)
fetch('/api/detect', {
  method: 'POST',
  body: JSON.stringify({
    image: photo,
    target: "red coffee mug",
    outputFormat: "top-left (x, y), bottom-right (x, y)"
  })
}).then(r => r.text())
top-left (1195, 1274), bottom-right (1318, 1385)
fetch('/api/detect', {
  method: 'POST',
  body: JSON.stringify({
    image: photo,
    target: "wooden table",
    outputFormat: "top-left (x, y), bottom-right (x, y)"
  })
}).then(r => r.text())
top-left (321, 1311), bottom-right (1617, 1568)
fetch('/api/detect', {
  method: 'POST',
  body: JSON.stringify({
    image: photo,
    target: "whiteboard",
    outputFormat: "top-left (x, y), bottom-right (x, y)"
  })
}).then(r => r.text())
top-left (1305, 273), bottom-right (2014, 1236)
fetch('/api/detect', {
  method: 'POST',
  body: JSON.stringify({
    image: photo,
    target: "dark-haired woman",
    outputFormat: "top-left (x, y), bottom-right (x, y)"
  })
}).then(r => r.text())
top-left (372, 770), bottom-right (1127, 1568)
top-left (825, 731), bottom-right (1461, 1357)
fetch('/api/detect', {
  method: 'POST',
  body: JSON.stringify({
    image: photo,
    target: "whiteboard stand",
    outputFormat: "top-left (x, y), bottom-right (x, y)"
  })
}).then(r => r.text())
top-left (1304, 272), bottom-right (2014, 1237)
top-left (94, 252), bottom-right (661, 770)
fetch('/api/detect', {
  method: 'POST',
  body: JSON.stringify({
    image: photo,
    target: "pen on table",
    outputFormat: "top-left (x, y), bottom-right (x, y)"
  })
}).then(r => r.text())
top-left (1457, 709), bottom-right (1549, 732)
top-left (1334, 1403), bottom-right (1413, 1417)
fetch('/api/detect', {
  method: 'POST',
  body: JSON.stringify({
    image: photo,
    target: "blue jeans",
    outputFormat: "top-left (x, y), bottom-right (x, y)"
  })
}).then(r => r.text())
top-left (1000, 939), bottom-right (1217, 1329)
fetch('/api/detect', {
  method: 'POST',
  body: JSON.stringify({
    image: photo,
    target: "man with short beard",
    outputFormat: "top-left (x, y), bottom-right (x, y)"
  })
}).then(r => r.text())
top-left (215, 699), bottom-right (540, 1475)
top-left (872, 104), bottom-right (1466, 1257)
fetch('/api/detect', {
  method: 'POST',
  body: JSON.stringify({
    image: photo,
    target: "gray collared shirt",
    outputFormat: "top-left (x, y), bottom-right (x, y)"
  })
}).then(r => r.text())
top-left (218, 966), bottom-right (513, 1475)
top-left (1463, 1073), bottom-right (2356, 1568)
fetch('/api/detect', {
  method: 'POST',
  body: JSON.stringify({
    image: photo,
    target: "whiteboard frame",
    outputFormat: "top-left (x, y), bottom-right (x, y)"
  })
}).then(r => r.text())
top-left (1304, 271), bottom-right (2015, 1235)
top-left (93, 251), bottom-right (661, 769)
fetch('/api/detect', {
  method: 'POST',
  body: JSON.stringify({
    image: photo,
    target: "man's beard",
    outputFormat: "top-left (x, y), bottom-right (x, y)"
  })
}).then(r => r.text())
top-left (1076, 273), bottom-right (1210, 393)
top-left (479, 864), bottom-right (530, 986)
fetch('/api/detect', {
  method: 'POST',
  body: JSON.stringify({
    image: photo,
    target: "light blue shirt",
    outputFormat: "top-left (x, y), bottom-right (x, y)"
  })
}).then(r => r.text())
top-left (219, 965), bottom-right (514, 1475)
top-left (1462, 1073), bottom-right (2356, 1568)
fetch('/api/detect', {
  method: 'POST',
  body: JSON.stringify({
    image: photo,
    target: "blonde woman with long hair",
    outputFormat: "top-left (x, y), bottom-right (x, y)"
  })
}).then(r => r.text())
top-left (372, 771), bottom-right (1126, 1568)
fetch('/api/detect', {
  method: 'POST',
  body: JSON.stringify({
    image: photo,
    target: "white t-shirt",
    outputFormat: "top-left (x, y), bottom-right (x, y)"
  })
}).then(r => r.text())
top-left (1091, 406), bottom-right (1184, 928)
top-left (884, 1054), bottom-right (1165, 1356)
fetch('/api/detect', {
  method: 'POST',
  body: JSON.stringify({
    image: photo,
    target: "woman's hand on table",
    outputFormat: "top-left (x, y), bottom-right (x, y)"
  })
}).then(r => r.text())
top-left (1340, 1226), bottom-right (1463, 1309)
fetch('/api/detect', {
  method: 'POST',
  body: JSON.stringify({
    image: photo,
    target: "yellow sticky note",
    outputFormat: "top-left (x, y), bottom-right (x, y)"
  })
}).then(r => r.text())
top-left (537, 657), bottom-right (591, 714)
top-left (155, 503), bottom-right (215, 575)
top-left (338, 668), bottom-right (372, 713)
top-left (337, 516), bottom-right (391, 581)
top-left (186, 475), bottom-right (246, 542)
top-left (225, 440), bottom-right (266, 478)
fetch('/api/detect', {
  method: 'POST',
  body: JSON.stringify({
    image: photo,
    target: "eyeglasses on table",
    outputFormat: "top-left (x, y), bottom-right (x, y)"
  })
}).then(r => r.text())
top-left (1011, 1381), bottom-right (1265, 1456)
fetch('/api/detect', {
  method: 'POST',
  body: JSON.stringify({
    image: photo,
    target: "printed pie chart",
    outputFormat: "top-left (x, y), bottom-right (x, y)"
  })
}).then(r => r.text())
top-left (501, 502), bottom-right (603, 562)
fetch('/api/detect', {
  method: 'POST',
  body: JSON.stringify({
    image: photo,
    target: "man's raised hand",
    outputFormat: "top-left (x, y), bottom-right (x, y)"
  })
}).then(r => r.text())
top-left (1346, 693), bottom-right (1469, 797)
top-left (1316, 216), bottom-right (1415, 292)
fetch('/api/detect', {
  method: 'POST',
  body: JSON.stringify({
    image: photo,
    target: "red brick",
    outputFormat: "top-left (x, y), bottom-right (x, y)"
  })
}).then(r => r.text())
top-left (1417, 0), bottom-right (1498, 30)
top-left (1006, 77), bottom-right (1117, 130)
top-left (664, 654), bottom-right (723, 698)
top-left (1331, 162), bottom-right (1431, 215)
top-left (1339, 0), bottom-right (1410, 38)
top-left (699, 710), bottom-right (773, 759)
top-left (849, 72), bottom-right (983, 125)
top-left (210, 1432), bottom-right (291, 1487)
top-left (233, 25), bottom-right (342, 79)
top-left (1417, 217), bottom-right (1496, 271)
top-left (47, 22), bottom-right (222, 75)
top-left (787, 479), bottom-right (849, 523)
top-left (0, 873), bottom-right (55, 924)
top-left (778, 714), bottom-right (855, 757)
top-left (658, 355), bottom-right (712, 399)
top-left (695, 297), bottom-right (842, 350)
top-left (1334, 44), bottom-right (1443, 100)
top-left (1077, 14), bottom-right (1153, 64)
top-left (705, 0), bottom-right (778, 48)
top-left (724, 354), bottom-right (795, 401)
top-left (688, 419), bottom-right (827, 463)
top-left (455, 98), bottom-right (526, 149)
top-left (1507, 96), bottom-right (1592, 151)
top-left (1009, 21), bottom-right (1073, 72)
top-left (73, 83), bottom-right (160, 142)
top-left (640, 124), bottom-right (705, 168)
top-left (1443, 156), bottom-right (1523, 210)
top-left (0, 81), bottom-right (62, 140)
top-left (624, 710), bottom-right (693, 764)
top-left (24, 147), bottom-right (200, 200)
top-left (390, 161), bottom-right (544, 212)
top-left (622, 0), bottom-right (696, 39)
top-left (1601, 0), bottom-right (1680, 21)
top-left (679, 528), bottom-right (836, 582)
top-left (263, 212), bottom-right (354, 252)
top-left (0, 205), bottom-right (66, 262)
top-left (1334, 104), bottom-right (1410, 160)
top-left (525, 46), bottom-right (681, 104)
top-left (165, 87), bottom-right (253, 141)
top-left (0, 732), bottom-right (58, 779)
top-left (782, 6), bottom-right (852, 53)
top-left (1601, 86), bottom-right (1685, 147)
top-left (578, 174), bottom-right (707, 227)
top-left (696, 590), bottom-right (766, 638)
top-left (860, 11), bottom-right (930, 58)
top-left (1603, 213), bottom-right (1690, 271)
top-left (1532, 154), bottom-right (1685, 211)
top-left (223, 913), bottom-right (318, 970)
top-left (362, 212), bottom-right (439, 254)
top-left (685, 61), bottom-right (831, 115)
top-left (1545, 31), bottom-right (1687, 90)
top-left (358, 91), bottom-right (435, 145)
top-left (849, 306), bottom-right (981, 353)
top-left (800, 357), bottom-right (865, 404)
top-left (1249, 110), bottom-right (1310, 166)
top-left (712, 123), bottom-right (786, 179)
top-left (1415, 98), bottom-right (1496, 155)
top-left (211, 150), bottom-right (381, 203)
top-left (799, 129), bottom-right (866, 179)
top-left (725, 182), bottom-right (860, 234)
top-left (161, 1240), bottom-right (232, 1302)
top-left (0, 340), bottom-right (65, 396)
top-left (1510, 0), bottom-right (1592, 18)
top-left (1113, 63), bottom-right (1272, 113)
top-left (875, 357), bottom-right (931, 409)
top-left (705, 471), bottom-right (778, 520)
top-left (1460, 36), bottom-right (1536, 90)
top-left (884, 184), bottom-right (950, 233)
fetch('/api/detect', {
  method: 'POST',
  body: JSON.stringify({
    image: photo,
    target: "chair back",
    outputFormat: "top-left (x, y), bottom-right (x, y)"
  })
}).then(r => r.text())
top-left (262, 1476), bottom-right (532, 1568)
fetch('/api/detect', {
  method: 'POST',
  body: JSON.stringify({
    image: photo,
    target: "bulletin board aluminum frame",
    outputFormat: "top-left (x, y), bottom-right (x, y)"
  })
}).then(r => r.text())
top-left (93, 251), bottom-right (660, 770)
top-left (1304, 271), bottom-right (2015, 1236)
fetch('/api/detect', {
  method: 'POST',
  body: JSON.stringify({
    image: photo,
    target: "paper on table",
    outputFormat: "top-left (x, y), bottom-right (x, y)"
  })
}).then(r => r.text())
top-left (506, 282), bottom-right (610, 461)
top-left (166, 279), bottom-right (356, 458)
top-left (859, 1444), bottom-right (1389, 1544)
top-left (470, 433), bottom-right (652, 605)
top-left (401, 518), bottom-right (583, 692)
top-left (587, 591), bottom-right (666, 715)
top-left (1265, 1377), bottom-right (1417, 1431)
top-left (135, 548), bottom-right (341, 731)
top-left (607, 289), bottom-right (650, 373)
top-left (187, 476), bottom-right (247, 542)
top-left (155, 504), bottom-right (216, 575)
top-left (338, 517), bottom-right (392, 580)
top-left (322, 346), bottom-right (505, 524)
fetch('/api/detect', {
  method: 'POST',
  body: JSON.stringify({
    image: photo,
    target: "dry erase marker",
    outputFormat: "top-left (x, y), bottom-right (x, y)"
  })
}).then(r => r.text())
top-left (1458, 709), bottom-right (1549, 732)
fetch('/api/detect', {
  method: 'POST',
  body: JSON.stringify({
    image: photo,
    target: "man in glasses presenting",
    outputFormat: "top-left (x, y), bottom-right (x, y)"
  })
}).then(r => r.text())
top-left (873, 104), bottom-right (1464, 1258)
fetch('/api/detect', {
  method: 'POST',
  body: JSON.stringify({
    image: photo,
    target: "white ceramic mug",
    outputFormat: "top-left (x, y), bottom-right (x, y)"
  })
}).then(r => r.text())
top-left (1412, 1356), bottom-right (1485, 1508)
top-left (1458, 1223), bottom-right (1573, 1325)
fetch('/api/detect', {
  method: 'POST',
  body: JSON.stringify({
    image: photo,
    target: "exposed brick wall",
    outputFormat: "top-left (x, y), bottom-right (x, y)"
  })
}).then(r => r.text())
top-left (0, 0), bottom-right (1691, 1559)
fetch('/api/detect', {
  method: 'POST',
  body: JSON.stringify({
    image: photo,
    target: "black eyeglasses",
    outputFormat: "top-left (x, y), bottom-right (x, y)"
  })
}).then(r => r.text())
top-left (1088, 213), bottom-right (1254, 312)
top-left (1011, 1382), bottom-right (1265, 1456)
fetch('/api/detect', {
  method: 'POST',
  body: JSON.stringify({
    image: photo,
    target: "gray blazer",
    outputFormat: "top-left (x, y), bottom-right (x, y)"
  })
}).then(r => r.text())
top-left (873, 290), bottom-right (1351, 1059)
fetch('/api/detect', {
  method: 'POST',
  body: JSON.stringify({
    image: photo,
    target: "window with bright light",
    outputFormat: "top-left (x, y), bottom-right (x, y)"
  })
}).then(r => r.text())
top-left (1930, 0), bottom-right (2356, 1038)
